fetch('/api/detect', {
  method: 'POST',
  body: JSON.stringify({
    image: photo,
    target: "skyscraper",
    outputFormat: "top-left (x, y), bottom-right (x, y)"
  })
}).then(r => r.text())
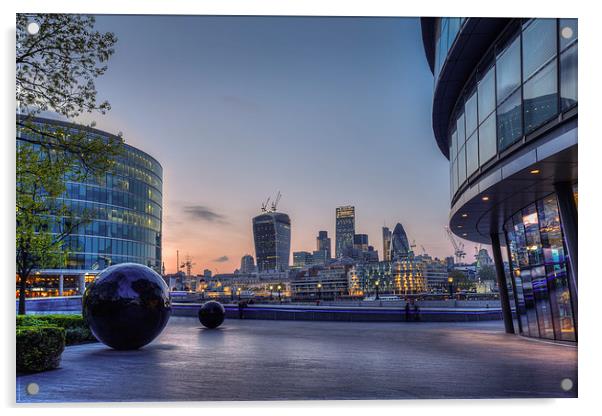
top-left (382, 227), bottom-right (392, 262)
top-left (316, 230), bottom-right (331, 260)
top-left (391, 223), bottom-right (410, 260)
top-left (240, 254), bottom-right (255, 274)
top-left (335, 206), bottom-right (355, 258)
top-left (252, 211), bottom-right (291, 272)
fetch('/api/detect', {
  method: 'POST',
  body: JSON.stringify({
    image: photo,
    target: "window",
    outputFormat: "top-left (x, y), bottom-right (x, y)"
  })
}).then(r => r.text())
top-left (478, 66), bottom-right (495, 123)
top-left (465, 92), bottom-right (478, 137)
top-left (496, 36), bottom-right (521, 103)
top-left (457, 145), bottom-right (466, 185)
top-left (560, 43), bottom-right (578, 111)
top-left (497, 89), bottom-right (522, 150)
top-left (523, 61), bottom-right (558, 134)
top-left (559, 18), bottom-right (577, 51)
top-left (451, 129), bottom-right (457, 161)
top-left (466, 132), bottom-right (479, 176)
top-left (478, 113), bottom-right (496, 165)
top-left (456, 113), bottom-right (466, 148)
top-left (522, 19), bottom-right (557, 80)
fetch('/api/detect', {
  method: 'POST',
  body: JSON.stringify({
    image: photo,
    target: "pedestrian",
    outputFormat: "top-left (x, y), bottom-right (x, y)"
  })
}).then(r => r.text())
top-left (405, 302), bottom-right (411, 322)
top-left (238, 300), bottom-right (246, 319)
top-left (413, 303), bottom-right (420, 322)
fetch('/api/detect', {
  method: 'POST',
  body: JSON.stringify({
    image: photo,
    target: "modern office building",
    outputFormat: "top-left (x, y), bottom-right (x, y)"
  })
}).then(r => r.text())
top-left (293, 251), bottom-right (313, 268)
top-left (416, 254), bottom-right (450, 291)
top-left (16, 116), bottom-right (163, 297)
top-left (382, 226), bottom-right (392, 262)
top-left (335, 206), bottom-right (355, 258)
top-left (348, 259), bottom-right (427, 297)
top-left (391, 223), bottom-right (411, 260)
top-left (252, 211), bottom-right (291, 272)
top-left (421, 18), bottom-right (577, 341)
top-left (290, 265), bottom-right (349, 301)
top-left (316, 230), bottom-right (332, 260)
top-left (240, 254), bottom-right (255, 274)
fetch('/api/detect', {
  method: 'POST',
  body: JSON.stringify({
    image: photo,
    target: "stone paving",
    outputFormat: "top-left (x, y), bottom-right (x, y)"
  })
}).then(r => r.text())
top-left (16, 317), bottom-right (577, 402)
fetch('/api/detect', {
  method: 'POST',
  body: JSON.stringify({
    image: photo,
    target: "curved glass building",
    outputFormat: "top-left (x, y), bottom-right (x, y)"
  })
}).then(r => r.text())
top-left (252, 211), bottom-right (291, 272)
top-left (391, 223), bottom-right (411, 260)
top-left (421, 18), bottom-right (577, 341)
top-left (17, 116), bottom-right (163, 297)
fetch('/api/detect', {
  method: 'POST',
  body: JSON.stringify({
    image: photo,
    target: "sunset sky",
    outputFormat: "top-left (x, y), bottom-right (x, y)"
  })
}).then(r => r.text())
top-left (76, 14), bottom-right (478, 274)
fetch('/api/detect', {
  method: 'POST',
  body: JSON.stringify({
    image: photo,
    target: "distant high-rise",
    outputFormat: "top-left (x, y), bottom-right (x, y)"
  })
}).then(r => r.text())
top-left (253, 211), bottom-right (291, 272)
top-left (293, 251), bottom-right (313, 268)
top-left (316, 231), bottom-right (331, 260)
top-left (353, 234), bottom-right (369, 251)
top-left (240, 254), bottom-right (255, 274)
top-left (382, 227), bottom-right (392, 262)
top-left (391, 223), bottom-right (410, 260)
top-left (335, 206), bottom-right (355, 258)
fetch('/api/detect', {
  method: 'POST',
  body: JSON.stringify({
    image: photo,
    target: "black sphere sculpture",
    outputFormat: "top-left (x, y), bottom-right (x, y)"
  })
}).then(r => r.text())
top-left (82, 263), bottom-right (171, 350)
top-left (198, 301), bottom-right (225, 329)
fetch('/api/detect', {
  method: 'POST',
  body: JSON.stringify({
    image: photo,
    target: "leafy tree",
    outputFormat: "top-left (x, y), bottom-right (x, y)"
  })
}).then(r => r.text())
top-left (16, 14), bottom-right (121, 314)
top-left (477, 264), bottom-right (497, 282)
top-left (448, 269), bottom-right (475, 291)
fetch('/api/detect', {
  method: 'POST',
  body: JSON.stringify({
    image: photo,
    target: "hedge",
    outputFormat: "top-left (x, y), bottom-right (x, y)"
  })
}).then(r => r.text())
top-left (16, 314), bottom-right (97, 345)
top-left (16, 326), bottom-right (65, 373)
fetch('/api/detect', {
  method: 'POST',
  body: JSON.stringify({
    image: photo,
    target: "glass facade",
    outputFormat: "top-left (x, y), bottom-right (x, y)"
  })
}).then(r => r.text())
top-left (505, 193), bottom-right (576, 341)
top-left (20, 119), bottom-right (163, 273)
top-left (447, 18), bottom-right (578, 199)
top-left (433, 17), bottom-right (467, 80)
top-left (253, 212), bottom-right (291, 272)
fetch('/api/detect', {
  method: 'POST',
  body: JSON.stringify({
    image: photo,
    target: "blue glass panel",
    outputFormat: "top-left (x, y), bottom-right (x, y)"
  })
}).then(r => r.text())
top-left (522, 18), bottom-right (557, 80)
top-left (523, 61), bottom-right (558, 134)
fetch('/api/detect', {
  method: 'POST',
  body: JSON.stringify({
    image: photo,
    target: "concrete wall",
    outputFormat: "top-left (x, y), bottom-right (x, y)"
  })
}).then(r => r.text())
top-left (174, 303), bottom-right (502, 322)
top-left (15, 296), bottom-right (503, 322)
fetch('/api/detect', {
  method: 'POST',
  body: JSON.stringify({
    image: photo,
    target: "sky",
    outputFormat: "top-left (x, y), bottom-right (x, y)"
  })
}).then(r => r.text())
top-left (75, 14), bottom-right (475, 274)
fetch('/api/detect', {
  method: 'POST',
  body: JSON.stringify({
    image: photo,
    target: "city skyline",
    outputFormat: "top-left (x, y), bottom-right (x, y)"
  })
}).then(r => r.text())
top-left (71, 15), bottom-right (476, 273)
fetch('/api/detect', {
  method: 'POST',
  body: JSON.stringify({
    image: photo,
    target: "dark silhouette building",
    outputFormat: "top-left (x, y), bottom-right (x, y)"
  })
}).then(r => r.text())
top-left (252, 212), bottom-right (291, 272)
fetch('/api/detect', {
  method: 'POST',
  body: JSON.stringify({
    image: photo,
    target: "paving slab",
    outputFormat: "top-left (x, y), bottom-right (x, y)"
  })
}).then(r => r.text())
top-left (16, 317), bottom-right (577, 402)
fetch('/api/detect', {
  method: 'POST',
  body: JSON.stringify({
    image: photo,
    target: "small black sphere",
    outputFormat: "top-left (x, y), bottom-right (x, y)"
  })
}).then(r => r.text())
top-left (198, 301), bottom-right (225, 329)
top-left (82, 263), bottom-right (171, 350)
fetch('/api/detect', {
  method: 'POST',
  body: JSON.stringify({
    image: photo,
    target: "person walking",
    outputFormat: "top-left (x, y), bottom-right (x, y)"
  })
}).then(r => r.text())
top-left (405, 301), bottom-right (411, 322)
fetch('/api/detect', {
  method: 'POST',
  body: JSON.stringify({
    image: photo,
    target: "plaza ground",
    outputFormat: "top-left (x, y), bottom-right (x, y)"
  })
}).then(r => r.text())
top-left (16, 317), bottom-right (577, 402)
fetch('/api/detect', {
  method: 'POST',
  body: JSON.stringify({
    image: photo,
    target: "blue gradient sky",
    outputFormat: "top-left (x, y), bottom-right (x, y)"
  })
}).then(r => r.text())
top-left (77, 15), bottom-right (470, 274)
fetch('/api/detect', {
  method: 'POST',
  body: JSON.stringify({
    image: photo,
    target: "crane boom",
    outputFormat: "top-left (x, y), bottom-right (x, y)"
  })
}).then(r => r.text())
top-left (444, 226), bottom-right (466, 263)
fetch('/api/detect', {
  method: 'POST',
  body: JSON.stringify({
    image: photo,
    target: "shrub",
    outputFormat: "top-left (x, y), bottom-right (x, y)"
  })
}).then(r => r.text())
top-left (16, 314), bottom-right (97, 345)
top-left (65, 326), bottom-right (95, 345)
top-left (16, 326), bottom-right (65, 373)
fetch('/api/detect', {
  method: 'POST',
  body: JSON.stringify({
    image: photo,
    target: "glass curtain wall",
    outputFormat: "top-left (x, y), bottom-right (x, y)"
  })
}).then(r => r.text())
top-left (504, 192), bottom-right (576, 341)
top-left (447, 18), bottom-right (577, 200)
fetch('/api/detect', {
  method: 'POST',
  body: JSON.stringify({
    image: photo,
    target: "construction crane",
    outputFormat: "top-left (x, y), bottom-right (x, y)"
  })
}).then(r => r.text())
top-left (444, 226), bottom-right (466, 263)
top-left (271, 191), bottom-right (282, 212)
top-left (261, 196), bottom-right (271, 213)
top-left (420, 245), bottom-right (427, 255)
top-left (180, 254), bottom-right (195, 277)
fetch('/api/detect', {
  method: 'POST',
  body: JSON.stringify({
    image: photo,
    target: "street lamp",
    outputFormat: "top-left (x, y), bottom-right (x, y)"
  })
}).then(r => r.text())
top-left (317, 282), bottom-right (322, 300)
top-left (237, 287), bottom-right (241, 301)
top-left (277, 285), bottom-right (282, 303)
top-left (269, 285), bottom-right (274, 301)
top-left (448, 276), bottom-right (454, 298)
top-left (375, 280), bottom-right (380, 300)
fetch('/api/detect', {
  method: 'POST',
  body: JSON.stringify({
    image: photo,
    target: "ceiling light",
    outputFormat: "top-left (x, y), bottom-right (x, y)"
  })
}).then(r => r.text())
top-left (482, 196), bottom-right (490, 201)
